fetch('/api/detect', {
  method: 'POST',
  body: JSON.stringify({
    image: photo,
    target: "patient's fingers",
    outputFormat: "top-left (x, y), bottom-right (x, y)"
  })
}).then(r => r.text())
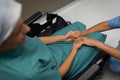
top-left (65, 30), bottom-right (82, 41)
top-left (72, 38), bottom-right (84, 49)
top-left (65, 31), bottom-right (73, 41)
top-left (70, 30), bottom-right (82, 40)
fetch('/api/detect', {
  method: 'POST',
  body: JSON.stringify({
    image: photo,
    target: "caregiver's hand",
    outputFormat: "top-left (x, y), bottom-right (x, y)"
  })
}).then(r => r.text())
top-left (73, 37), bottom-right (99, 47)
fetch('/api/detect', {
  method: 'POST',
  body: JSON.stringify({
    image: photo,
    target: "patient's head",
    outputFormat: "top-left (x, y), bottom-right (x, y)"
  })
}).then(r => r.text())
top-left (0, 0), bottom-right (30, 53)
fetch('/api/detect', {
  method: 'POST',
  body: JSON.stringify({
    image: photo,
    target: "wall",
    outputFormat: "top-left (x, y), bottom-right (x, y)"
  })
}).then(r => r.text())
top-left (17, 0), bottom-right (74, 20)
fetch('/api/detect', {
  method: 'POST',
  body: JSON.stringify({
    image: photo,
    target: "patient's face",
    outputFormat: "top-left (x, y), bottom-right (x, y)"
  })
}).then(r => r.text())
top-left (0, 17), bottom-right (30, 53)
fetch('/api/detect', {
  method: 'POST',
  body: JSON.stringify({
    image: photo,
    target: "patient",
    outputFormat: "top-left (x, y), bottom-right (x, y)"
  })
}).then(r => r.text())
top-left (0, 0), bottom-right (106, 80)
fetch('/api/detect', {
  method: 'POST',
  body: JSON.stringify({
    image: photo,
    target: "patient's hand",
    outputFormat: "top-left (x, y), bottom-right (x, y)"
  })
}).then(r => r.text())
top-left (65, 30), bottom-right (81, 41)
top-left (72, 38), bottom-right (83, 50)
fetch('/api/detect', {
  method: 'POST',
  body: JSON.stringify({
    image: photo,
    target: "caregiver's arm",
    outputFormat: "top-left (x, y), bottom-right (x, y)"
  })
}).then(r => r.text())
top-left (58, 40), bottom-right (82, 77)
top-left (81, 21), bottom-right (110, 36)
top-left (79, 37), bottom-right (120, 59)
top-left (39, 30), bottom-right (81, 44)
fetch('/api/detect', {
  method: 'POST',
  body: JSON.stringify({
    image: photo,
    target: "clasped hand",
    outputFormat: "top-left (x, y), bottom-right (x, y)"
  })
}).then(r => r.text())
top-left (65, 31), bottom-right (95, 50)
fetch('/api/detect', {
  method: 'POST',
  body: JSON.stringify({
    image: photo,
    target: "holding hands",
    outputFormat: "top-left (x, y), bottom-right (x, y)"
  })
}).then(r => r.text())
top-left (65, 30), bottom-right (97, 50)
top-left (65, 30), bottom-right (82, 41)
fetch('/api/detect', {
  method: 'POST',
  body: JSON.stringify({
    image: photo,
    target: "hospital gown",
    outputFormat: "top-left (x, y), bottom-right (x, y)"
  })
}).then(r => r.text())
top-left (0, 22), bottom-right (106, 80)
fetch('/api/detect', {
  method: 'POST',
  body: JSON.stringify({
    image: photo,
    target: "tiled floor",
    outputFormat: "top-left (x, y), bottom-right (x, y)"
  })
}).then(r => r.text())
top-left (55, 0), bottom-right (120, 80)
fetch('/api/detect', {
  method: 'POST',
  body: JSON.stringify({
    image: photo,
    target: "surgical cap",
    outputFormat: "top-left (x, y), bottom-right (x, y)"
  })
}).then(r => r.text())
top-left (0, 0), bottom-right (22, 45)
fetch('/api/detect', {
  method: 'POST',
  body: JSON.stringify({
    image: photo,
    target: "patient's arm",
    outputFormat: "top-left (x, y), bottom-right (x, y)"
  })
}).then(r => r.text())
top-left (76, 37), bottom-right (120, 59)
top-left (39, 35), bottom-right (66, 44)
top-left (39, 30), bottom-right (81, 44)
top-left (58, 40), bottom-right (82, 77)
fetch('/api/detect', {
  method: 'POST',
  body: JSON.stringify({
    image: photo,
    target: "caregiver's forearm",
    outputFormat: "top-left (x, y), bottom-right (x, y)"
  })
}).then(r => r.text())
top-left (39, 35), bottom-right (66, 44)
top-left (94, 41), bottom-right (120, 59)
top-left (58, 48), bottom-right (78, 77)
top-left (81, 21), bottom-right (110, 36)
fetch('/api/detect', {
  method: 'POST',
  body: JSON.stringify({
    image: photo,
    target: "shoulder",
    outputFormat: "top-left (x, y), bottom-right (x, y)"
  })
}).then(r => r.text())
top-left (108, 16), bottom-right (120, 28)
top-left (116, 40), bottom-right (120, 50)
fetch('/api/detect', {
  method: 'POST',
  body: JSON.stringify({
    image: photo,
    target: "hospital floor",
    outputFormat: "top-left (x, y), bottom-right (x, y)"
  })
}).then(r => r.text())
top-left (98, 63), bottom-right (120, 80)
